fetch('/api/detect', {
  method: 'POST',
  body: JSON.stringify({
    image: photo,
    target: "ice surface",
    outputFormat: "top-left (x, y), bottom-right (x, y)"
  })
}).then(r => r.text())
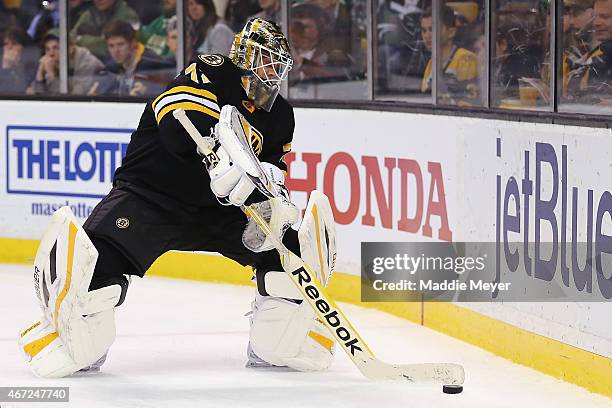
top-left (1, 264), bottom-right (611, 408)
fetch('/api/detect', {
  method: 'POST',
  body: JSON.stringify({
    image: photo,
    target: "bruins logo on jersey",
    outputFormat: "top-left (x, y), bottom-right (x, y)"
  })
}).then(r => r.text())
top-left (199, 54), bottom-right (224, 66)
top-left (239, 115), bottom-right (263, 156)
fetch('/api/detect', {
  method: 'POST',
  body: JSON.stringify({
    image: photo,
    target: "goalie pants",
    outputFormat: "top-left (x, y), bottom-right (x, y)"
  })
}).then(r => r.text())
top-left (83, 182), bottom-right (297, 295)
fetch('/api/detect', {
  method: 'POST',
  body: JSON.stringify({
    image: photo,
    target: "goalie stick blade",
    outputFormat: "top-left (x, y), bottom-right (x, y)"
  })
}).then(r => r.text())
top-left (359, 359), bottom-right (465, 384)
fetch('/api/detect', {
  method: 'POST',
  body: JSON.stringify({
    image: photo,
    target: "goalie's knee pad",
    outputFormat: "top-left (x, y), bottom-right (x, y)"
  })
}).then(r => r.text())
top-left (248, 272), bottom-right (335, 372)
top-left (297, 190), bottom-right (337, 284)
top-left (18, 207), bottom-right (123, 378)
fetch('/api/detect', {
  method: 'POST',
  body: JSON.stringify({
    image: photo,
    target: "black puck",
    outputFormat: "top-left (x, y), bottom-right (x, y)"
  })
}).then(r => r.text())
top-left (443, 385), bottom-right (463, 394)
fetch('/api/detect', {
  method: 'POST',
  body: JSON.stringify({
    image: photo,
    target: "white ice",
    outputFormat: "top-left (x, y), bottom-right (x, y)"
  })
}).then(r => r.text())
top-left (1, 264), bottom-right (611, 408)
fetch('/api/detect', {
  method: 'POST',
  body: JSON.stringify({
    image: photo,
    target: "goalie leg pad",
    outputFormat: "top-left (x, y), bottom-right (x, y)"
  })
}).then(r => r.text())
top-left (248, 271), bottom-right (335, 372)
top-left (298, 190), bottom-right (337, 285)
top-left (18, 207), bottom-right (121, 378)
top-left (247, 191), bottom-right (338, 372)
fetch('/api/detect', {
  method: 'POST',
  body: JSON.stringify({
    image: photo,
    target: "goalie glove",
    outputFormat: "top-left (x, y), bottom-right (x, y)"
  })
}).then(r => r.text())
top-left (204, 135), bottom-right (287, 207)
top-left (205, 136), bottom-right (256, 206)
top-left (203, 104), bottom-right (287, 206)
top-left (242, 170), bottom-right (299, 252)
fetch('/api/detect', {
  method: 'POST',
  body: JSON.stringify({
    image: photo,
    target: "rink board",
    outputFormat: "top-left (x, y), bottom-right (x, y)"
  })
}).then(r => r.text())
top-left (0, 101), bottom-right (611, 396)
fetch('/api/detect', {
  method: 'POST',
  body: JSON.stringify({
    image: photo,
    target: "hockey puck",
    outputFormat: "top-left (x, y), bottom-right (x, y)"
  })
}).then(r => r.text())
top-left (442, 385), bottom-right (463, 394)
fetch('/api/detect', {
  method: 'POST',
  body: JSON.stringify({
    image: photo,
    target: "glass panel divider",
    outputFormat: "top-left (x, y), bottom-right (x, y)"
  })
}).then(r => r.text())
top-left (59, 0), bottom-right (68, 94)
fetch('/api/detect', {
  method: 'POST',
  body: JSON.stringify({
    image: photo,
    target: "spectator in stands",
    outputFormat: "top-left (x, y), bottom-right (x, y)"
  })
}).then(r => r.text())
top-left (27, 31), bottom-right (59, 94)
top-left (492, 24), bottom-right (542, 105)
top-left (165, 15), bottom-right (178, 62)
top-left (139, 0), bottom-right (176, 58)
top-left (70, 0), bottom-right (88, 24)
top-left (574, 0), bottom-right (612, 102)
top-left (375, 0), bottom-right (405, 89)
top-left (92, 20), bottom-right (169, 96)
top-left (566, 0), bottom-right (596, 53)
top-left (0, 2), bottom-right (19, 39)
top-left (562, 0), bottom-right (597, 98)
top-left (152, 15), bottom-right (179, 84)
top-left (289, 3), bottom-right (353, 84)
top-left (470, 29), bottom-right (486, 101)
top-left (225, 0), bottom-right (260, 31)
top-left (376, 5), bottom-right (430, 94)
top-left (306, 0), bottom-right (349, 39)
top-left (127, 0), bottom-right (162, 26)
top-left (420, 6), bottom-right (479, 105)
top-left (27, 31), bottom-right (105, 95)
top-left (563, 0), bottom-right (610, 101)
top-left (1, 0), bottom-right (37, 30)
top-left (306, 0), bottom-right (360, 65)
top-left (248, 0), bottom-right (280, 25)
top-left (0, 25), bottom-right (36, 94)
top-left (187, 0), bottom-right (233, 58)
top-left (26, 0), bottom-right (59, 44)
top-left (71, 0), bottom-right (140, 59)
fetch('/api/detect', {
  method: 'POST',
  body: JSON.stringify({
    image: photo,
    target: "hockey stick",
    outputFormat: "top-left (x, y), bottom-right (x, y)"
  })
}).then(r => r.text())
top-left (172, 108), bottom-right (465, 391)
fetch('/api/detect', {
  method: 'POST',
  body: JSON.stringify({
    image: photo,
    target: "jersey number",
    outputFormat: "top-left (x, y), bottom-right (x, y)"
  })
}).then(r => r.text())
top-left (184, 63), bottom-right (211, 84)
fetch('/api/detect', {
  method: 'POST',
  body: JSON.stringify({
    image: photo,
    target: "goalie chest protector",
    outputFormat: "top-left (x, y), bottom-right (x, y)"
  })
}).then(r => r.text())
top-left (113, 54), bottom-right (294, 208)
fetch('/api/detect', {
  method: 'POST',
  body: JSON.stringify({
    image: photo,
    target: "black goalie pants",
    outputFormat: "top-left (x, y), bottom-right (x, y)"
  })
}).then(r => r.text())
top-left (83, 183), bottom-right (298, 298)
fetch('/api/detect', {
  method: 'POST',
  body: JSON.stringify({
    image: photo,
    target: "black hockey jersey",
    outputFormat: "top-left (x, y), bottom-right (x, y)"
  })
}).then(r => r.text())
top-left (113, 54), bottom-right (295, 208)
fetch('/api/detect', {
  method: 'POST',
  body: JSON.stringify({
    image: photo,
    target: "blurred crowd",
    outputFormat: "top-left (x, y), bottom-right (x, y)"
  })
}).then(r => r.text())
top-left (378, 0), bottom-right (612, 108)
top-left (0, 0), bottom-right (276, 96)
top-left (0, 0), bottom-right (367, 97)
top-left (3, 0), bottom-right (612, 108)
top-left (377, 0), bottom-right (484, 104)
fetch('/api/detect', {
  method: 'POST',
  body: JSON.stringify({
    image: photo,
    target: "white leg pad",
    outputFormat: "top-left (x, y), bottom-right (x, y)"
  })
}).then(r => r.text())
top-left (248, 191), bottom-right (338, 372)
top-left (18, 207), bottom-right (120, 378)
top-left (19, 305), bottom-right (117, 378)
top-left (298, 190), bottom-right (337, 285)
top-left (249, 294), bottom-right (334, 372)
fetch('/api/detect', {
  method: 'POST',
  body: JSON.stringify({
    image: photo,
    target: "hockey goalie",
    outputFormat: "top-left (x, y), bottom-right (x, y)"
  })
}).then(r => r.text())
top-left (18, 18), bottom-right (338, 378)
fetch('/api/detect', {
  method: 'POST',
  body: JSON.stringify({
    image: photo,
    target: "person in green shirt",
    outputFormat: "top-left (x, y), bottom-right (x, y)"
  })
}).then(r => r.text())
top-left (139, 0), bottom-right (176, 59)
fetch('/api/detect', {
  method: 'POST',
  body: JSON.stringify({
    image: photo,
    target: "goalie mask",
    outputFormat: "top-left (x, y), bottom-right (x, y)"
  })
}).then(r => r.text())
top-left (230, 18), bottom-right (293, 112)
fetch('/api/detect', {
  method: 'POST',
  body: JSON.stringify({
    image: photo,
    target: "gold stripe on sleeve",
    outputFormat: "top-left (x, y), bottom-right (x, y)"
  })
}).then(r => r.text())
top-left (156, 101), bottom-right (221, 124)
top-left (152, 85), bottom-right (218, 111)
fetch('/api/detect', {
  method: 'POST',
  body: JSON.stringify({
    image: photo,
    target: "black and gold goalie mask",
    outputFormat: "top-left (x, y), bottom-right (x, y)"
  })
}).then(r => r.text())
top-left (229, 18), bottom-right (293, 111)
